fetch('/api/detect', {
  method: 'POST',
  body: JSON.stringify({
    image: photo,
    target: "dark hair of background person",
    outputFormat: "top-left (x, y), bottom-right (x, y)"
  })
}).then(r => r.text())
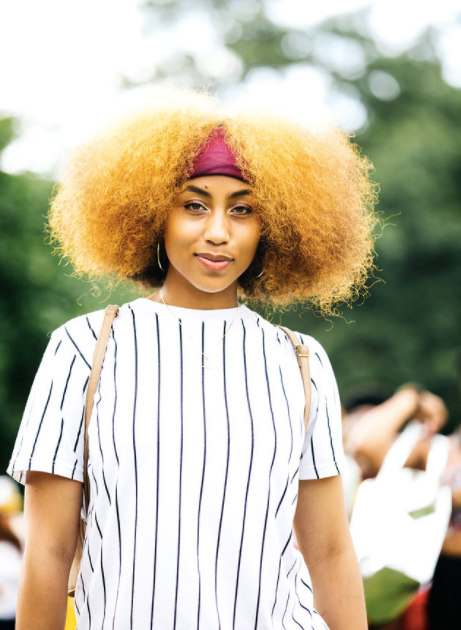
top-left (343, 384), bottom-right (392, 414)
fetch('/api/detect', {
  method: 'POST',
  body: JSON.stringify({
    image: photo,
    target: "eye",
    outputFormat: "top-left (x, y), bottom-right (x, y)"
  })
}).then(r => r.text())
top-left (231, 205), bottom-right (253, 216)
top-left (185, 202), bottom-right (206, 212)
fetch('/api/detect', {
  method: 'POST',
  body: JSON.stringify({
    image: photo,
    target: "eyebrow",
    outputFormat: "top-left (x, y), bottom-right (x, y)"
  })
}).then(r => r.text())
top-left (182, 185), bottom-right (252, 199)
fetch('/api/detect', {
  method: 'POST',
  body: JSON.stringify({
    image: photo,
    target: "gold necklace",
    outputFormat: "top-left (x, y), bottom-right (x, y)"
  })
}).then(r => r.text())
top-left (158, 290), bottom-right (240, 369)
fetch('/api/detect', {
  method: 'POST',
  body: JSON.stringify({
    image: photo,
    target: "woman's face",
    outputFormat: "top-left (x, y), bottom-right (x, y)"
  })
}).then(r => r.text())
top-left (163, 175), bottom-right (261, 299)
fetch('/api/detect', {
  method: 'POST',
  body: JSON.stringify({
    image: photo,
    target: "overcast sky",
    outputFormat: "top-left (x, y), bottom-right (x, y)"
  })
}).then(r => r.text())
top-left (0, 0), bottom-right (460, 175)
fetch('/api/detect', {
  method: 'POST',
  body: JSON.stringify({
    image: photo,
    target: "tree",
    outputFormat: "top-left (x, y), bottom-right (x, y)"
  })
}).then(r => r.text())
top-left (0, 118), bottom-right (132, 470)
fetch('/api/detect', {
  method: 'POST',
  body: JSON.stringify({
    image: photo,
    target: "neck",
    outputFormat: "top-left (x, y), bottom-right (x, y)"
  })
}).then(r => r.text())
top-left (148, 270), bottom-right (239, 310)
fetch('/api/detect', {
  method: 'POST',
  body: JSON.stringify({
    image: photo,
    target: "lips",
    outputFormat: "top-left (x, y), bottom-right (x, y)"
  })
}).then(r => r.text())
top-left (195, 253), bottom-right (233, 262)
top-left (194, 253), bottom-right (234, 271)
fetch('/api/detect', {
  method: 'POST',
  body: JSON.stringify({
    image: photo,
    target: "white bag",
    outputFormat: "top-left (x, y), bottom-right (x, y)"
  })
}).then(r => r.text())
top-left (349, 421), bottom-right (452, 624)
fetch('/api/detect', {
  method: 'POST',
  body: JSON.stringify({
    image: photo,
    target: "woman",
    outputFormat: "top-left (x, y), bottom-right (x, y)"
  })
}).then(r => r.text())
top-left (8, 87), bottom-right (377, 629)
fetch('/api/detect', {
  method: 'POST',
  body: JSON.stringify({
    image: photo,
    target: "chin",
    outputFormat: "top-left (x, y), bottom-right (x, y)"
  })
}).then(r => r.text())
top-left (190, 276), bottom-right (239, 294)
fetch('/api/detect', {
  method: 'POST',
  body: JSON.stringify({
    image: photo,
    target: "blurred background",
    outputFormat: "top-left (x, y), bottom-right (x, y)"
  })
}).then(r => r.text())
top-left (1, 0), bottom-right (461, 474)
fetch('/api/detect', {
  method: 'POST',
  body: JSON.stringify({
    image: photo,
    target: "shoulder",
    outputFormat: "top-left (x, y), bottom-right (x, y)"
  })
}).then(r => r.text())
top-left (245, 307), bottom-right (332, 365)
top-left (51, 302), bottom-right (131, 368)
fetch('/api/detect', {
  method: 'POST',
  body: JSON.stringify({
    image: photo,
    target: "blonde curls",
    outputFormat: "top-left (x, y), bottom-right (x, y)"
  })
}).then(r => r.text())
top-left (48, 86), bottom-right (378, 314)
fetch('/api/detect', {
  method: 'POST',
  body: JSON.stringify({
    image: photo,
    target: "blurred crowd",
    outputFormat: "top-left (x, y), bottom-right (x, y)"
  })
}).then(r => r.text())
top-left (1, 370), bottom-right (460, 630)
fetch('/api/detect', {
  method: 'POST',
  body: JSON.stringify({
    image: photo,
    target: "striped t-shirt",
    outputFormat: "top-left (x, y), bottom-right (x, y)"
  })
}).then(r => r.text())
top-left (8, 297), bottom-right (345, 630)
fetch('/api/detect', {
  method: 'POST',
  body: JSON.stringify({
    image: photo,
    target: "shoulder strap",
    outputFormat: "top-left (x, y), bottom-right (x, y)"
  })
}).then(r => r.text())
top-left (83, 304), bottom-right (119, 513)
top-left (276, 326), bottom-right (311, 435)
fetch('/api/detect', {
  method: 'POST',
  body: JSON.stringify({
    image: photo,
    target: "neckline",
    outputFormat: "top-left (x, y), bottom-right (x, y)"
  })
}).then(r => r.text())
top-left (132, 297), bottom-right (254, 323)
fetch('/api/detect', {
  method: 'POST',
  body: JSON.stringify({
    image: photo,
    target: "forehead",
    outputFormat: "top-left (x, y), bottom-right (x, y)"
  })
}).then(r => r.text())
top-left (181, 175), bottom-right (252, 196)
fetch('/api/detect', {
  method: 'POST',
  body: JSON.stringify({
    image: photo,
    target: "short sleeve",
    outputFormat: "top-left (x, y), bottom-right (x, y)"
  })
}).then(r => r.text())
top-left (7, 326), bottom-right (90, 485)
top-left (298, 336), bottom-right (346, 480)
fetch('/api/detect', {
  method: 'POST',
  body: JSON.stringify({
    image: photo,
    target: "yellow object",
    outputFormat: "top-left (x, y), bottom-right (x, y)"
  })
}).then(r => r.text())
top-left (65, 596), bottom-right (77, 629)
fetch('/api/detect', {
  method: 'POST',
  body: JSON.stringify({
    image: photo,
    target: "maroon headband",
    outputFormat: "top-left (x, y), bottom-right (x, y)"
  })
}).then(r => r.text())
top-left (190, 127), bottom-right (246, 182)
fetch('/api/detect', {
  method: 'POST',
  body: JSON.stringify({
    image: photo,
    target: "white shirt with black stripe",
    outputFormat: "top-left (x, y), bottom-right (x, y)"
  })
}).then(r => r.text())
top-left (8, 298), bottom-right (345, 630)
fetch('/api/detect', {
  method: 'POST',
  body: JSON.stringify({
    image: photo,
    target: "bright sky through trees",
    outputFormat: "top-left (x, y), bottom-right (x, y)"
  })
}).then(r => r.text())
top-left (0, 0), bottom-right (460, 175)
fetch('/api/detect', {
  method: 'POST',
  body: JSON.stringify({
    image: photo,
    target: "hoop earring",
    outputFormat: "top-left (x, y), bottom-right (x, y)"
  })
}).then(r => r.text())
top-left (253, 269), bottom-right (264, 279)
top-left (157, 242), bottom-right (165, 272)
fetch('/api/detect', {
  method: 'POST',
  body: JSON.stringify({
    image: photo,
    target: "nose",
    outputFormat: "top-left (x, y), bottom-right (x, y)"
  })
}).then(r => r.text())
top-left (203, 209), bottom-right (230, 245)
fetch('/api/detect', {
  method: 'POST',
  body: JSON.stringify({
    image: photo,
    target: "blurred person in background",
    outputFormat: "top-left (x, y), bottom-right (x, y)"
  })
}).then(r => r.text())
top-left (341, 386), bottom-right (391, 516)
top-left (0, 476), bottom-right (23, 630)
top-left (347, 384), bottom-right (447, 480)
top-left (344, 381), bottom-right (458, 630)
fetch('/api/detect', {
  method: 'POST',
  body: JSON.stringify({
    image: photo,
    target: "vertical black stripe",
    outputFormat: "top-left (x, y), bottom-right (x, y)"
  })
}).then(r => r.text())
top-left (12, 334), bottom-right (62, 472)
top-left (87, 592), bottom-right (92, 630)
top-left (279, 366), bottom-right (293, 461)
top-left (74, 408), bottom-right (85, 452)
top-left (60, 355), bottom-right (76, 410)
top-left (71, 459), bottom-right (78, 479)
top-left (87, 543), bottom-right (95, 573)
top-left (310, 436), bottom-right (319, 479)
top-left (51, 418), bottom-right (64, 473)
top-left (291, 584), bottom-right (305, 630)
top-left (295, 569), bottom-right (313, 616)
top-left (91, 467), bottom-right (99, 497)
top-left (286, 558), bottom-right (297, 577)
top-left (281, 592), bottom-right (290, 630)
top-left (65, 328), bottom-right (91, 369)
top-left (271, 557), bottom-right (282, 617)
top-left (291, 493), bottom-right (298, 505)
top-left (292, 613), bottom-right (305, 630)
top-left (326, 402), bottom-right (340, 474)
top-left (215, 321), bottom-right (230, 629)
top-left (233, 319), bottom-right (255, 627)
top-left (151, 313), bottom-right (161, 629)
top-left (301, 579), bottom-right (313, 593)
top-left (290, 559), bottom-right (306, 630)
top-left (96, 374), bottom-right (112, 504)
top-left (80, 572), bottom-right (87, 599)
top-left (28, 382), bottom-right (53, 468)
top-left (275, 478), bottom-right (289, 518)
top-left (86, 316), bottom-right (97, 340)
top-left (254, 327), bottom-right (278, 630)
top-left (282, 531), bottom-right (292, 556)
top-left (95, 513), bottom-right (107, 626)
top-left (111, 329), bottom-right (122, 630)
top-left (173, 320), bottom-right (184, 630)
top-left (196, 321), bottom-right (207, 630)
top-left (290, 466), bottom-right (299, 484)
top-left (129, 306), bottom-right (139, 629)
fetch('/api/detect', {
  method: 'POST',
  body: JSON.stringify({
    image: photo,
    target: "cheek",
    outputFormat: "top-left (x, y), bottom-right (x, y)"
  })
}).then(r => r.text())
top-left (164, 214), bottom-right (197, 252)
top-left (240, 220), bottom-right (261, 258)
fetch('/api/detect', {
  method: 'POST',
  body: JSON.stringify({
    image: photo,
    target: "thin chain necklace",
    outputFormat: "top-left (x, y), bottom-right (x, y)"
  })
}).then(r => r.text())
top-left (158, 290), bottom-right (240, 369)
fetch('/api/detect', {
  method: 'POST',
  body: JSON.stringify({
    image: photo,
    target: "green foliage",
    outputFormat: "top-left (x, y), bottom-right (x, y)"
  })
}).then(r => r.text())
top-left (0, 143), bottom-right (133, 470)
top-left (277, 46), bottom-right (461, 426)
top-left (2, 3), bottom-right (461, 473)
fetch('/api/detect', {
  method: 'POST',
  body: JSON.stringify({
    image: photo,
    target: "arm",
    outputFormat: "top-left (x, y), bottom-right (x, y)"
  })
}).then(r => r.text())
top-left (350, 388), bottom-right (448, 476)
top-left (349, 387), bottom-right (420, 475)
top-left (16, 471), bottom-right (82, 630)
top-left (293, 476), bottom-right (367, 630)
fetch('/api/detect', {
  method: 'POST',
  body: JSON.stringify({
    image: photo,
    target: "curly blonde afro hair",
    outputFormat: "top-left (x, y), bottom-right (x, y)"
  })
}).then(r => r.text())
top-left (48, 86), bottom-right (378, 313)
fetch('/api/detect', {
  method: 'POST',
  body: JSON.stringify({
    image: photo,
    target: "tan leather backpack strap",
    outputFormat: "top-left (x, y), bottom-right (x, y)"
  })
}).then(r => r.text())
top-left (83, 304), bottom-right (119, 514)
top-left (277, 325), bottom-right (311, 435)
